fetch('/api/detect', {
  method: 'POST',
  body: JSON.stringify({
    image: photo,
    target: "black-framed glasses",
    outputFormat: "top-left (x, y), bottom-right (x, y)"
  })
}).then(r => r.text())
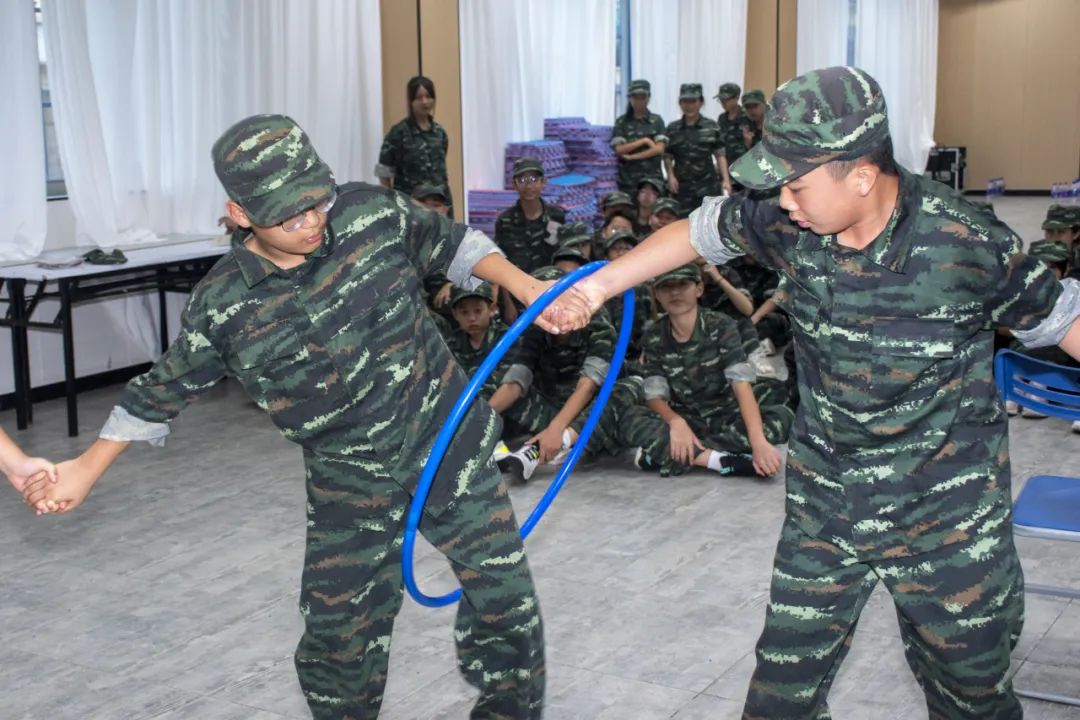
top-left (513, 175), bottom-right (543, 187)
top-left (280, 191), bottom-right (337, 233)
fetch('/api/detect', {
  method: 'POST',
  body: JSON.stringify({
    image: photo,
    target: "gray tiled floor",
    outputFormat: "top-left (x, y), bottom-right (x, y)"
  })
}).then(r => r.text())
top-left (2, 198), bottom-right (1077, 719)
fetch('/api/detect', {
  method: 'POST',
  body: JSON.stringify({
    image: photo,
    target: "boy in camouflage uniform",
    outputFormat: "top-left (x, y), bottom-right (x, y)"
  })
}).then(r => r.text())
top-left (647, 197), bottom-right (682, 234)
top-left (664, 83), bottom-right (726, 214)
top-left (715, 82), bottom-right (746, 188)
top-left (600, 230), bottom-right (655, 368)
top-left (556, 66), bottom-right (1080, 719)
top-left (739, 89), bottom-right (767, 151)
top-left (1041, 203), bottom-right (1080, 281)
top-left (611, 79), bottom-right (668, 195)
top-left (26, 115), bottom-right (554, 719)
top-left (411, 183), bottom-right (455, 312)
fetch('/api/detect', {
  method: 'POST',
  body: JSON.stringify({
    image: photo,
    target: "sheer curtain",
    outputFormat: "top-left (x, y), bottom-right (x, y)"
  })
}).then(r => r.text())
top-left (630, 0), bottom-right (748, 124)
top-left (1, 1), bottom-right (48, 260)
top-left (459, 0), bottom-right (617, 192)
top-left (41, 1), bottom-right (382, 360)
top-left (796, 0), bottom-right (850, 75)
top-left (855, 0), bottom-right (938, 173)
top-left (43, 0), bottom-right (383, 250)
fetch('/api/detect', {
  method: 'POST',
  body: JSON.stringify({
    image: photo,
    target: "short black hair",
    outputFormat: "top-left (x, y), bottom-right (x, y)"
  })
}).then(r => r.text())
top-left (826, 136), bottom-right (898, 180)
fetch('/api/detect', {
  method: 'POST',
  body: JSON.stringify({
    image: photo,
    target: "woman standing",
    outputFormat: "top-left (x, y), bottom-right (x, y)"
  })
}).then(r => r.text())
top-left (376, 76), bottom-right (452, 213)
top-left (664, 83), bottom-right (727, 214)
top-left (610, 79), bottom-right (667, 196)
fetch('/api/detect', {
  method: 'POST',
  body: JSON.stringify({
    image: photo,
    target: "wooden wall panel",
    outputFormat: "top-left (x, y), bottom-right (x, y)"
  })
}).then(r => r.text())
top-left (418, 0), bottom-right (463, 211)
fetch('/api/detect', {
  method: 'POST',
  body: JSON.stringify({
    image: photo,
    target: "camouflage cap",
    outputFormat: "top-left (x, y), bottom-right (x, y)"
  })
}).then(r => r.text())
top-left (714, 82), bottom-right (741, 101)
top-left (654, 263), bottom-right (702, 286)
top-left (411, 183), bottom-right (449, 201)
top-left (601, 191), bottom-right (634, 209)
top-left (679, 83), bottom-right (704, 100)
top-left (652, 197), bottom-right (682, 216)
top-left (449, 282), bottom-right (495, 307)
top-left (557, 221), bottom-right (592, 245)
top-left (1064, 205), bottom-right (1080, 227)
top-left (531, 265), bottom-right (565, 282)
top-left (637, 176), bottom-right (666, 194)
top-left (552, 244), bottom-right (589, 266)
top-left (1028, 240), bottom-right (1071, 264)
top-left (602, 229), bottom-right (638, 251)
top-left (628, 79), bottom-right (651, 96)
top-left (1042, 204), bottom-right (1073, 231)
top-left (512, 158), bottom-right (545, 179)
top-left (741, 89), bottom-right (767, 107)
top-left (212, 114), bottom-right (335, 227)
top-left (730, 66), bottom-right (890, 190)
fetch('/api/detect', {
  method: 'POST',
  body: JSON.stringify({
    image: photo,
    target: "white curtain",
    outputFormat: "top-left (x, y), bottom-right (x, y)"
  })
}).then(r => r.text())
top-left (796, 0), bottom-right (850, 75)
top-left (460, 0), bottom-right (617, 191)
top-left (43, 0), bottom-right (382, 249)
top-left (854, 0), bottom-right (938, 173)
top-left (1, 1), bottom-right (48, 260)
top-left (630, 0), bottom-right (748, 125)
top-left (42, 0), bottom-right (382, 360)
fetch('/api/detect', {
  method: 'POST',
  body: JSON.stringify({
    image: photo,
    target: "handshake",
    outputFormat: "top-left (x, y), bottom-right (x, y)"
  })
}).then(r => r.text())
top-left (1, 430), bottom-right (89, 515)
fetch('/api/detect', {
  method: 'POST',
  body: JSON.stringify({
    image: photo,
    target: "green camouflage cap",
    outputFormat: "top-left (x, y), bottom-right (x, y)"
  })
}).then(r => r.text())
top-left (628, 79), bottom-right (651, 96)
top-left (1042, 204), bottom-right (1073, 231)
top-left (212, 114), bottom-right (335, 227)
top-left (637, 176), bottom-right (666, 194)
top-left (1064, 205), bottom-right (1080, 227)
top-left (679, 83), bottom-right (704, 100)
top-left (449, 282), bottom-right (495, 307)
top-left (741, 89), bottom-right (767, 107)
top-left (731, 66), bottom-right (890, 190)
top-left (512, 158), bottom-right (545, 179)
top-left (601, 229), bottom-right (638, 251)
top-left (714, 82), bottom-right (741, 101)
top-left (602, 191), bottom-right (634, 209)
top-left (552, 244), bottom-right (589, 266)
top-left (411, 183), bottom-right (449, 201)
top-left (654, 263), bottom-right (702, 286)
top-left (1028, 240), bottom-right (1071, 264)
top-left (531, 265), bottom-right (565, 282)
top-left (557, 221), bottom-right (592, 245)
top-left (653, 197), bottom-right (682, 216)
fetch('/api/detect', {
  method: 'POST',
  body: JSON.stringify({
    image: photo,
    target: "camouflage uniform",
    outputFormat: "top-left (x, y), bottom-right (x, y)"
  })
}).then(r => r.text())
top-left (690, 67), bottom-right (1076, 719)
top-left (494, 160), bottom-right (566, 275)
top-left (714, 82), bottom-right (748, 170)
top-left (600, 231), bottom-right (654, 367)
top-left (442, 285), bottom-right (529, 402)
top-left (502, 267), bottom-right (616, 436)
top-left (103, 116), bottom-right (543, 719)
top-left (612, 80), bottom-right (668, 195)
top-left (375, 116), bottom-right (450, 204)
top-left (1042, 203), bottom-right (1080, 280)
top-left (738, 89), bottom-right (767, 151)
top-left (730, 255), bottom-right (791, 347)
top-left (665, 84), bottom-right (723, 214)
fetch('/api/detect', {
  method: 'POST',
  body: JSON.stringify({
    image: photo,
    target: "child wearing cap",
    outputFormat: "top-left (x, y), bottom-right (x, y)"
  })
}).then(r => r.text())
top-left (634, 176), bottom-right (665, 237)
top-left (555, 221), bottom-right (595, 261)
top-left (715, 81), bottom-right (746, 186)
top-left (600, 230), bottom-right (656, 367)
top-left (648, 197), bottom-right (682, 234)
top-left (664, 83), bottom-right (728, 213)
top-left (26, 114), bottom-right (554, 718)
top-left (739, 89), bottom-right (767, 150)
top-left (411, 184), bottom-right (456, 311)
top-left (611, 79), bottom-right (668, 195)
top-left (600, 190), bottom-right (635, 220)
top-left (554, 65), bottom-right (1080, 718)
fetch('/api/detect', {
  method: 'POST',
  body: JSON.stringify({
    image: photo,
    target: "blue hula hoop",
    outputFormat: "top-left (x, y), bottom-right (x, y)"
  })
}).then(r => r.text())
top-left (403, 261), bottom-right (635, 607)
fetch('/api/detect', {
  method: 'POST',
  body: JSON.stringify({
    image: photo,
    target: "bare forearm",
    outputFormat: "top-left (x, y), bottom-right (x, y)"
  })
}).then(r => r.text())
top-left (82, 438), bottom-right (130, 476)
top-left (489, 383), bottom-right (523, 414)
top-left (549, 378), bottom-right (598, 431)
top-left (751, 298), bottom-right (778, 324)
top-left (646, 397), bottom-right (682, 425)
top-left (627, 143), bottom-right (666, 160)
top-left (719, 279), bottom-right (754, 317)
top-left (732, 382), bottom-right (767, 444)
top-left (473, 254), bottom-right (543, 306)
top-left (0, 430), bottom-right (28, 476)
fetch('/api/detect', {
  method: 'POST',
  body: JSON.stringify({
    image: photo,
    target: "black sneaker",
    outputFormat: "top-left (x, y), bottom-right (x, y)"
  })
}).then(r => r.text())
top-left (717, 453), bottom-right (758, 477)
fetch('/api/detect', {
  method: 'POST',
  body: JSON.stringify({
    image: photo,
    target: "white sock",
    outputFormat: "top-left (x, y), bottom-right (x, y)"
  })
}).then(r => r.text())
top-left (562, 429), bottom-right (575, 448)
top-left (705, 450), bottom-right (727, 473)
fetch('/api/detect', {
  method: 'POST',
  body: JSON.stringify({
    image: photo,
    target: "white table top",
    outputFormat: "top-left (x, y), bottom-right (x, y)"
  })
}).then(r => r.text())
top-left (0, 235), bottom-right (230, 281)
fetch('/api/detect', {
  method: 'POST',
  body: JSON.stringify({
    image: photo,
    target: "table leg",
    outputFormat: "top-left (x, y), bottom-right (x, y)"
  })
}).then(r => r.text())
top-left (58, 280), bottom-right (78, 437)
top-left (157, 268), bottom-right (169, 354)
top-left (8, 280), bottom-right (31, 429)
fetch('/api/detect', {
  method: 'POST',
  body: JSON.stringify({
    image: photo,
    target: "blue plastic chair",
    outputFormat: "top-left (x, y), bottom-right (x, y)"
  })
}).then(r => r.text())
top-left (995, 349), bottom-right (1080, 707)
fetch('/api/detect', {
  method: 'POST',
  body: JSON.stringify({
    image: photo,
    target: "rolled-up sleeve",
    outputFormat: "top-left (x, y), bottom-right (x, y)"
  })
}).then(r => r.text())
top-left (723, 361), bottom-right (757, 384)
top-left (500, 363), bottom-right (533, 393)
top-left (644, 375), bottom-right (670, 401)
top-left (1012, 278), bottom-right (1080, 348)
top-left (99, 405), bottom-right (170, 447)
top-left (689, 196), bottom-right (743, 266)
top-left (581, 356), bottom-right (611, 386)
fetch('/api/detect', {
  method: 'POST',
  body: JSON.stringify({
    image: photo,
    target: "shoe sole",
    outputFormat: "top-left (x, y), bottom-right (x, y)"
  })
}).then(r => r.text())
top-left (501, 457), bottom-right (529, 486)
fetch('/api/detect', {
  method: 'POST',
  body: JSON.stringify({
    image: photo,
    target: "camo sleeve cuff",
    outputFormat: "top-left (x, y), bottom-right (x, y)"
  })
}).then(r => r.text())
top-left (724, 361), bottom-right (757, 384)
top-left (689, 196), bottom-right (743, 266)
top-left (447, 228), bottom-right (505, 290)
top-left (100, 405), bottom-right (169, 447)
top-left (643, 375), bottom-right (670, 401)
top-left (654, 133), bottom-right (670, 144)
top-left (610, 135), bottom-right (627, 147)
top-left (501, 363), bottom-right (533, 393)
top-left (582, 356), bottom-right (610, 386)
top-left (1012, 278), bottom-right (1080, 348)
top-left (374, 163), bottom-right (395, 179)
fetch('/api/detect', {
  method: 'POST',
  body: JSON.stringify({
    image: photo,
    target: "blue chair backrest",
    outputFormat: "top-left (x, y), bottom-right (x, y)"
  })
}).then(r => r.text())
top-left (995, 350), bottom-right (1080, 422)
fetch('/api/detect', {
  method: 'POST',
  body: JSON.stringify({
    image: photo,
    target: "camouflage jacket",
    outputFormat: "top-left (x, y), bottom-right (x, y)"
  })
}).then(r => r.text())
top-left (604, 283), bottom-right (655, 363)
top-left (516, 309), bottom-right (616, 405)
top-left (716, 108), bottom-right (747, 165)
top-left (611, 112), bottom-right (668, 192)
top-left (641, 307), bottom-right (754, 420)
top-left (691, 168), bottom-right (1064, 554)
top-left (493, 200), bottom-right (566, 275)
top-left (738, 116), bottom-right (763, 151)
top-left (376, 117), bottom-right (449, 197)
top-left (664, 116), bottom-right (723, 191)
top-left (112, 183), bottom-right (499, 519)
top-left (443, 318), bottom-right (526, 399)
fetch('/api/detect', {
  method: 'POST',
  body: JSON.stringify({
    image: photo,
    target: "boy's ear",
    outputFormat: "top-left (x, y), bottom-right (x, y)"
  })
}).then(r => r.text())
top-left (226, 200), bottom-right (253, 229)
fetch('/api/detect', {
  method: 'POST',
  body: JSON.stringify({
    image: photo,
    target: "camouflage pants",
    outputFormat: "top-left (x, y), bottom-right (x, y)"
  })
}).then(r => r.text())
top-left (744, 516), bottom-right (1024, 720)
top-left (681, 383), bottom-right (795, 455)
top-left (295, 451), bottom-right (545, 719)
top-left (501, 392), bottom-right (560, 439)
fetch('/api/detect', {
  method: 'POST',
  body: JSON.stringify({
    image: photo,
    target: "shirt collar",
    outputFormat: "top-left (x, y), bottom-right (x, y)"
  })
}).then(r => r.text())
top-left (232, 223), bottom-right (337, 288)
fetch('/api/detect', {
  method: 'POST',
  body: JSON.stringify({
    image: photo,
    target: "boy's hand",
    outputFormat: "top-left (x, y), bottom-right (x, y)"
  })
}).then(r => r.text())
top-left (527, 423), bottom-right (565, 465)
top-left (750, 438), bottom-right (782, 477)
top-left (23, 457), bottom-right (98, 515)
top-left (4, 455), bottom-right (58, 493)
top-left (668, 417), bottom-right (704, 466)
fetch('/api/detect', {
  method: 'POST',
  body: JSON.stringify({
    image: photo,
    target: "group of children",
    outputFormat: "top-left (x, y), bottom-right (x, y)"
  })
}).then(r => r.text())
top-left (413, 154), bottom-right (799, 485)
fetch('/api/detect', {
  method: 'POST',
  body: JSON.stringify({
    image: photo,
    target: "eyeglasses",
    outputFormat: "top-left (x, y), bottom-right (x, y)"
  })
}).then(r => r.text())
top-left (280, 191), bottom-right (337, 233)
top-left (513, 175), bottom-right (543, 186)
